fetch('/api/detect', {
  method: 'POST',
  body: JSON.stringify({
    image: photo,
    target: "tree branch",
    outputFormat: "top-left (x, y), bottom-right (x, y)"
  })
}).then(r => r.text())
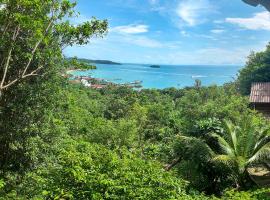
top-left (2, 65), bottom-right (44, 90)
top-left (1, 21), bottom-right (11, 38)
top-left (22, 65), bottom-right (44, 78)
top-left (22, 5), bottom-right (55, 77)
top-left (164, 157), bottom-right (182, 171)
top-left (22, 20), bottom-right (54, 77)
top-left (0, 48), bottom-right (12, 88)
top-left (0, 25), bottom-right (20, 88)
top-left (1, 78), bottom-right (19, 90)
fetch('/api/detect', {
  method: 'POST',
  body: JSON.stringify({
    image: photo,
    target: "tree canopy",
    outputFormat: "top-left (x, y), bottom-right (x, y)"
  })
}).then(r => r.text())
top-left (237, 44), bottom-right (270, 95)
top-left (0, 0), bottom-right (107, 97)
top-left (0, 1), bottom-right (270, 199)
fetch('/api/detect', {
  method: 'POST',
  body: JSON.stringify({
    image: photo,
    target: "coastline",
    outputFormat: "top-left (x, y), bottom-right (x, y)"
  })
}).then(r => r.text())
top-left (66, 69), bottom-right (143, 89)
top-left (66, 69), bottom-right (76, 74)
top-left (70, 63), bottom-right (240, 89)
top-left (66, 63), bottom-right (241, 89)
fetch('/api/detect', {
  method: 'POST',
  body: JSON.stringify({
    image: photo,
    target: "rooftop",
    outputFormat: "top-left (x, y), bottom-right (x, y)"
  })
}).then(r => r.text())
top-left (250, 82), bottom-right (270, 103)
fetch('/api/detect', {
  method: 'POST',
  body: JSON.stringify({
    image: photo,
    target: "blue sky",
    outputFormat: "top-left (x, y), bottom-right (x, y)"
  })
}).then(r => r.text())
top-left (65, 0), bottom-right (270, 65)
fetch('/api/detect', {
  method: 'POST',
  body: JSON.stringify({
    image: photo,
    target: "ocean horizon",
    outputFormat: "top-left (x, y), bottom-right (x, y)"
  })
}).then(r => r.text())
top-left (72, 63), bottom-right (243, 89)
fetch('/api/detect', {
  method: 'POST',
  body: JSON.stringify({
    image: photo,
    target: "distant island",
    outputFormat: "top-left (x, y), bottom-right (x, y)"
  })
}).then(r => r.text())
top-left (73, 58), bottom-right (121, 65)
top-left (150, 65), bottom-right (160, 68)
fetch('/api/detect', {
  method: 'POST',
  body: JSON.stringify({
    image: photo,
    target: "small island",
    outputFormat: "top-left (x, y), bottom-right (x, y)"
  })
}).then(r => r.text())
top-left (150, 65), bottom-right (161, 68)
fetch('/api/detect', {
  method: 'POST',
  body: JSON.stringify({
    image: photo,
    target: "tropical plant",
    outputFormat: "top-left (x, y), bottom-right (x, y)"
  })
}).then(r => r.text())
top-left (168, 120), bottom-right (270, 192)
top-left (210, 120), bottom-right (270, 188)
top-left (1, 139), bottom-right (201, 200)
top-left (0, 0), bottom-right (107, 171)
top-left (0, 0), bottom-right (107, 98)
top-left (237, 43), bottom-right (270, 95)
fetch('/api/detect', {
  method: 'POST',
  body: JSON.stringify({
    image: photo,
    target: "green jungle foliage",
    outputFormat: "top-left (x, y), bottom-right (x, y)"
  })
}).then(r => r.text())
top-left (0, 0), bottom-right (270, 199)
top-left (238, 43), bottom-right (270, 95)
top-left (65, 58), bottom-right (97, 70)
top-left (1, 82), bottom-right (269, 199)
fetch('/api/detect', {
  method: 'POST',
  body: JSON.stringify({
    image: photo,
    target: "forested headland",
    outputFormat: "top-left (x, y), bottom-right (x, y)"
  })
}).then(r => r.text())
top-left (0, 0), bottom-right (269, 199)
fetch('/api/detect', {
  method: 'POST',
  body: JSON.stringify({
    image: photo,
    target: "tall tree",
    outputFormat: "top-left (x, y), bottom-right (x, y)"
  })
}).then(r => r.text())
top-left (0, 0), bottom-right (108, 170)
top-left (237, 43), bottom-right (270, 95)
top-left (0, 0), bottom-right (107, 98)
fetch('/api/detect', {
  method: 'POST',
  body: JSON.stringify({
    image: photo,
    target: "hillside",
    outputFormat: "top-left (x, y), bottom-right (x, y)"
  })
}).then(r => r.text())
top-left (76, 58), bottom-right (121, 65)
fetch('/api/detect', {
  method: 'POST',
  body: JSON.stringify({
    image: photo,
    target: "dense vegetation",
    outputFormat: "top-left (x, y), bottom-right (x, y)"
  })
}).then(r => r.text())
top-left (65, 58), bottom-right (97, 70)
top-left (0, 0), bottom-right (269, 199)
top-left (1, 79), bottom-right (270, 199)
top-left (238, 44), bottom-right (270, 95)
top-left (67, 58), bottom-right (122, 65)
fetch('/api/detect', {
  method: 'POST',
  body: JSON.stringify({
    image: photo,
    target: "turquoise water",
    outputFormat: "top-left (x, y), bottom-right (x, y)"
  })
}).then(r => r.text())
top-left (72, 63), bottom-right (242, 89)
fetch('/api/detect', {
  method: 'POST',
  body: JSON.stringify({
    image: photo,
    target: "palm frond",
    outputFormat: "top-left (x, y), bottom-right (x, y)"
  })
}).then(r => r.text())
top-left (223, 120), bottom-right (238, 155)
top-left (235, 156), bottom-right (247, 174)
top-left (257, 127), bottom-right (270, 140)
top-left (253, 136), bottom-right (270, 157)
top-left (241, 125), bottom-right (256, 159)
top-left (211, 133), bottom-right (235, 157)
top-left (211, 154), bottom-right (235, 166)
top-left (174, 135), bottom-right (215, 161)
top-left (248, 144), bottom-right (270, 164)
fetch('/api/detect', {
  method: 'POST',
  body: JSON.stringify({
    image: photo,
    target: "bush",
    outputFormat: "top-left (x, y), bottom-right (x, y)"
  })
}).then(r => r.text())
top-left (2, 139), bottom-right (204, 200)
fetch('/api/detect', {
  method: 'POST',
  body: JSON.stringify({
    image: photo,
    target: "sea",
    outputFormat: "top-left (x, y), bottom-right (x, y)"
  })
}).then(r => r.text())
top-left (72, 63), bottom-right (243, 89)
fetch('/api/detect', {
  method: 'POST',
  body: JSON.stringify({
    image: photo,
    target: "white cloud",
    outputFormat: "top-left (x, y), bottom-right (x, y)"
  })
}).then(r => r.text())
top-left (124, 36), bottom-right (163, 47)
top-left (176, 0), bottom-right (214, 26)
top-left (226, 11), bottom-right (270, 31)
top-left (122, 35), bottom-right (183, 49)
top-left (110, 24), bottom-right (149, 34)
top-left (65, 39), bottom-right (269, 65)
top-left (211, 29), bottom-right (225, 34)
top-left (164, 42), bottom-right (268, 65)
top-left (88, 33), bottom-right (164, 48)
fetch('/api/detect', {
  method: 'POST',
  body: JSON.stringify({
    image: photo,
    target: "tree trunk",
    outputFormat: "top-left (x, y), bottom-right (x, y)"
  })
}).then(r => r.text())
top-left (164, 157), bottom-right (181, 171)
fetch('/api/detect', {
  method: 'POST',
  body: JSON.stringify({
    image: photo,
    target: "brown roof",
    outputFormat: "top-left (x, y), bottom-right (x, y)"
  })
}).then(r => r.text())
top-left (250, 82), bottom-right (270, 103)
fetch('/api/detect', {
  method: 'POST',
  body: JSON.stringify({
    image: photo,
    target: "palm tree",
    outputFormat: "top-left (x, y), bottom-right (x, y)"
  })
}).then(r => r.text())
top-left (165, 135), bottom-right (214, 171)
top-left (211, 120), bottom-right (270, 187)
top-left (166, 120), bottom-right (270, 188)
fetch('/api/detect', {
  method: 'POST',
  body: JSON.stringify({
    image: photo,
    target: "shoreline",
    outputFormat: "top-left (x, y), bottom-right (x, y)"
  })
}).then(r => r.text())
top-left (66, 68), bottom-right (89, 74)
top-left (66, 69), bottom-right (76, 74)
top-left (67, 70), bottom-right (143, 89)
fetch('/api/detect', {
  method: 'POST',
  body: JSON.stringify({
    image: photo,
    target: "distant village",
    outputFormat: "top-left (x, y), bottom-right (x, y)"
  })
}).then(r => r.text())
top-left (66, 73), bottom-right (143, 89)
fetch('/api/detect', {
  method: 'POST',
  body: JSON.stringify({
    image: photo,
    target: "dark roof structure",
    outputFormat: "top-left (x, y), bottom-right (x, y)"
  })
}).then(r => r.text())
top-left (242, 0), bottom-right (270, 11)
top-left (250, 82), bottom-right (270, 103)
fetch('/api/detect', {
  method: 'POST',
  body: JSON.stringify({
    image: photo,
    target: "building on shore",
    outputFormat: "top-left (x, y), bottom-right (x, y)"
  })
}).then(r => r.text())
top-left (250, 82), bottom-right (270, 117)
